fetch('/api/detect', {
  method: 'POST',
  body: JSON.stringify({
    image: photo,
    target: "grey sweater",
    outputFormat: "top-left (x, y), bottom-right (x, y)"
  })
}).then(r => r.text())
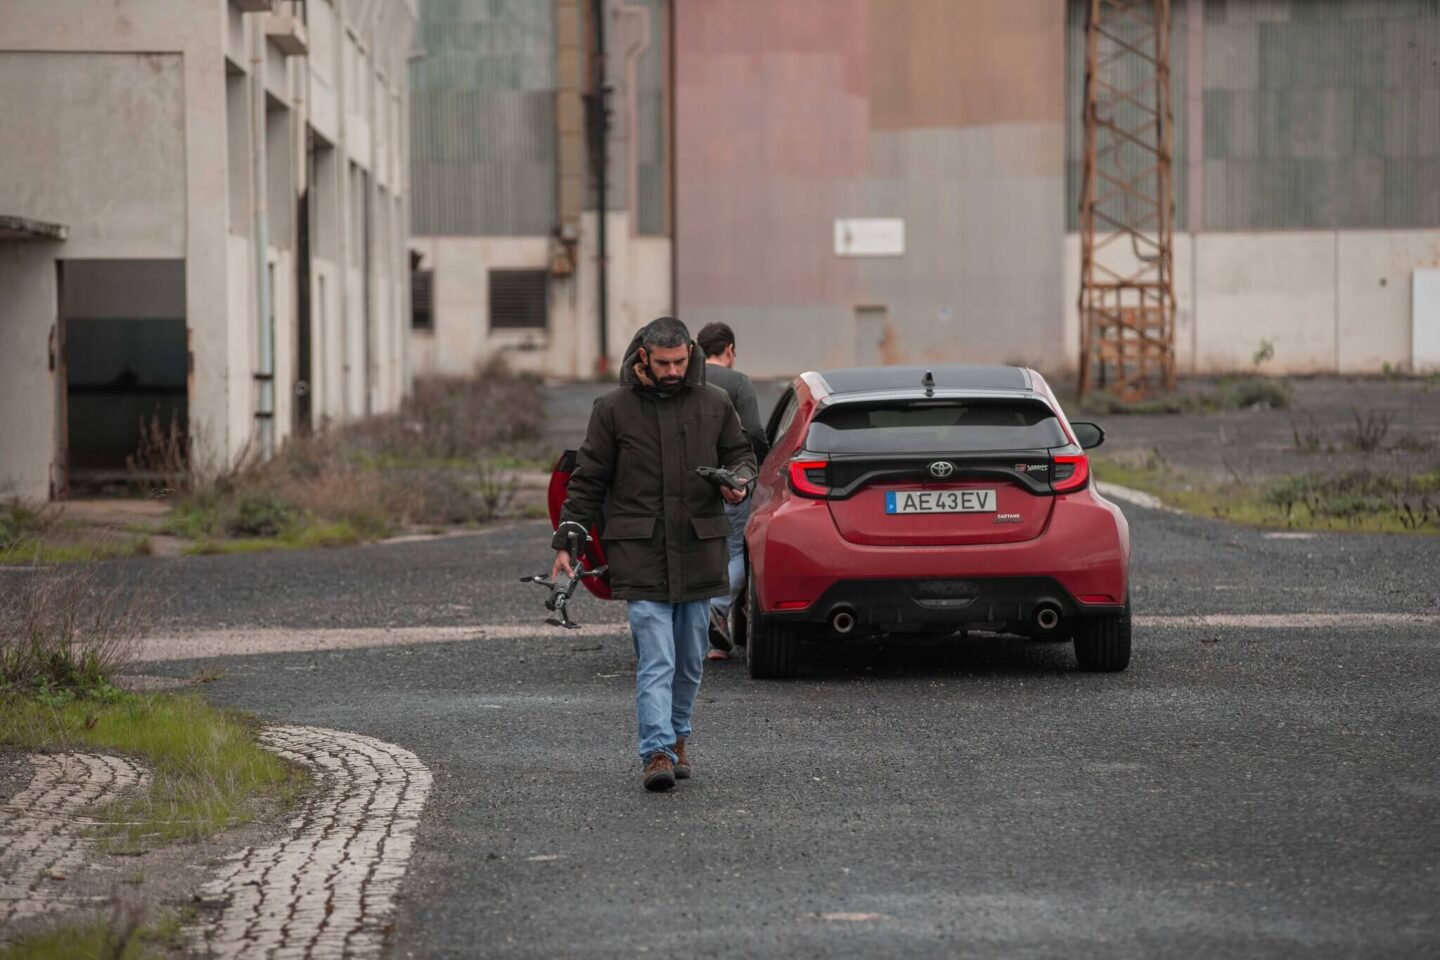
top-left (704, 362), bottom-right (769, 461)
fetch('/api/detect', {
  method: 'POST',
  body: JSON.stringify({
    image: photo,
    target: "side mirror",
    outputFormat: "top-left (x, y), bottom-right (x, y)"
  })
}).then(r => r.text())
top-left (1072, 421), bottom-right (1106, 450)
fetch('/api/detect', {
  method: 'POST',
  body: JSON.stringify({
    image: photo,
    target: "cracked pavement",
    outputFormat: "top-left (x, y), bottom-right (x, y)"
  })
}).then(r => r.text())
top-left (190, 725), bottom-right (431, 959)
top-left (0, 753), bottom-right (150, 926)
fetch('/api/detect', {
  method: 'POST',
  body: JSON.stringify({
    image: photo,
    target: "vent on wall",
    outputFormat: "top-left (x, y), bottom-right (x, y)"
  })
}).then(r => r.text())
top-left (489, 270), bottom-right (548, 330)
top-left (411, 270), bottom-right (433, 331)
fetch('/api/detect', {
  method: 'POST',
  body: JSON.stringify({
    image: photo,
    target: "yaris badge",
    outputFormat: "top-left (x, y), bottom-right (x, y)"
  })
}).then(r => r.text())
top-left (928, 461), bottom-right (955, 479)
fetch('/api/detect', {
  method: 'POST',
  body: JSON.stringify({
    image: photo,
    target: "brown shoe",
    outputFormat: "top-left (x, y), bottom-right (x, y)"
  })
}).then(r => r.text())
top-left (672, 737), bottom-right (692, 779)
top-left (642, 752), bottom-right (676, 792)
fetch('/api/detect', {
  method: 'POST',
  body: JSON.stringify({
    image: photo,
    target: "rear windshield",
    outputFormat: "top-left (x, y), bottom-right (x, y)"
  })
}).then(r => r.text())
top-left (807, 399), bottom-right (1066, 454)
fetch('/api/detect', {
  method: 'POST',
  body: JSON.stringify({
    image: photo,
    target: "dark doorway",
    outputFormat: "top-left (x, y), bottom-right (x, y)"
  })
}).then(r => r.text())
top-left (59, 260), bottom-right (187, 493)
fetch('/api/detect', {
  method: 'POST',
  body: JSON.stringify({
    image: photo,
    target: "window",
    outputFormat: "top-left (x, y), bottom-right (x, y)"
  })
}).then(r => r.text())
top-left (488, 270), bottom-right (548, 330)
top-left (411, 269), bottom-right (433, 331)
top-left (807, 399), bottom-right (1066, 455)
top-left (766, 389), bottom-right (798, 446)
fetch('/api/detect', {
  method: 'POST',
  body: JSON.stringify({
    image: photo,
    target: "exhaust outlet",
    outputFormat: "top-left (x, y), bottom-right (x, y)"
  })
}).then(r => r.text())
top-left (1034, 605), bottom-right (1061, 632)
top-left (831, 609), bottom-right (857, 635)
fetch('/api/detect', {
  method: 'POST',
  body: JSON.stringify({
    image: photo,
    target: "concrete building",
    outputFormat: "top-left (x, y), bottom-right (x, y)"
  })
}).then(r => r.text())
top-left (409, 0), bottom-right (672, 381)
top-left (414, 0), bottom-right (1439, 381)
top-left (0, 0), bottom-right (417, 503)
top-left (1061, 0), bottom-right (1440, 375)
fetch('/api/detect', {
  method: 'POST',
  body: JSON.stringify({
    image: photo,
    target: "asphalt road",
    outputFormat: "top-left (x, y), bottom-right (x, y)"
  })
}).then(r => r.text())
top-left (71, 473), bottom-right (1434, 958)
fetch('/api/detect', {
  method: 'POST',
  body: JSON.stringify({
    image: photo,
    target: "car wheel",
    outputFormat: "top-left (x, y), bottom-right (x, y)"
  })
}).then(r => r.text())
top-left (1073, 601), bottom-right (1132, 672)
top-left (746, 570), bottom-right (799, 679)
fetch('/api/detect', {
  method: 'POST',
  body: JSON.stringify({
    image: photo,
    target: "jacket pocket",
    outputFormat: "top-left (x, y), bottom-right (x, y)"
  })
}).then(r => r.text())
top-left (690, 515), bottom-right (731, 540)
top-left (602, 516), bottom-right (655, 541)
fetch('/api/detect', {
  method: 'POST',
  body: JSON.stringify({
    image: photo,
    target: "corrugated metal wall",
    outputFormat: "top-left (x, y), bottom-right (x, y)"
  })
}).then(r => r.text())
top-left (633, 0), bottom-right (669, 235)
top-left (1064, 0), bottom-right (1190, 231)
top-left (1066, 0), bottom-right (1440, 232)
top-left (1201, 0), bottom-right (1440, 229)
top-left (411, 0), bottom-right (557, 236)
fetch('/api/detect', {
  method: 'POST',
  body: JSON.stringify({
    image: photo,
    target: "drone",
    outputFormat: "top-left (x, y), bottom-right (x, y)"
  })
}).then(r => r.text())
top-left (694, 465), bottom-right (755, 493)
top-left (520, 521), bottom-right (609, 629)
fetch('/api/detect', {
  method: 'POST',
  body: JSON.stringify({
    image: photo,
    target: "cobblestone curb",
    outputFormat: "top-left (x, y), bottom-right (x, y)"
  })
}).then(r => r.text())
top-left (0, 753), bottom-right (151, 926)
top-left (190, 725), bottom-right (432, 959)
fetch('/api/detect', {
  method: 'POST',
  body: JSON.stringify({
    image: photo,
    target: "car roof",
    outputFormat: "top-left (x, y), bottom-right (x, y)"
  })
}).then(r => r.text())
top-left (811, 365), bottom-right (1034, 397)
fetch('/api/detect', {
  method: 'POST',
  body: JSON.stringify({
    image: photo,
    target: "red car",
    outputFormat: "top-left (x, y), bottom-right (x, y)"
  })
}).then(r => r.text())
top-left (741, 365), bottom-right (1130, 678)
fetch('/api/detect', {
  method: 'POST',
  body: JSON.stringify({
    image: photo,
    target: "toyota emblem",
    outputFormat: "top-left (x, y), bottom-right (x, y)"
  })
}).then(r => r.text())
top-left (928, 461), bottom-right (955, 479)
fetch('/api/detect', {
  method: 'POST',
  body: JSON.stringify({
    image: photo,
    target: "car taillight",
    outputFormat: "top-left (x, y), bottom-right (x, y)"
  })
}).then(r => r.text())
top-left (787, 459), bottom-right (830, 498)
top-left (1051, 454), bottom-right (1090, 493)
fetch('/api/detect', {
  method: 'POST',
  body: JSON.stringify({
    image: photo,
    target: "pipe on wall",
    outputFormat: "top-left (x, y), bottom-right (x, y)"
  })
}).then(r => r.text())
top-left (250, 14), bottom-right (276, 459)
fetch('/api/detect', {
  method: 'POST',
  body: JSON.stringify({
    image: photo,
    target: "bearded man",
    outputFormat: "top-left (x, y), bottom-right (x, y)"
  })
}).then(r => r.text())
top-left (551, 317), bottom-right (756, 791)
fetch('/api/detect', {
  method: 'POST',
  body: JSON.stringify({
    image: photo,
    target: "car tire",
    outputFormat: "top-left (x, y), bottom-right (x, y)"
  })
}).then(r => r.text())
top-left (746, 570), bottom-right (799, 679)
top-left (1073, 601), bottom-right (1132, 672)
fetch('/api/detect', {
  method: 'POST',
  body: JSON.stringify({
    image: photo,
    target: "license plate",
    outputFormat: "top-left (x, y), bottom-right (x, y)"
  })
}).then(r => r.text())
top-left (886, 489), bottom-right (997, 514)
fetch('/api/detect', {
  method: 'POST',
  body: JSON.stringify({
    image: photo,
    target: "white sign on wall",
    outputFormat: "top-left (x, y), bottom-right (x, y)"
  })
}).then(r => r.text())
top-left (1415, 269), bottom-right (1440, 371)
top-left (834, 218), bottom-right (905, 257)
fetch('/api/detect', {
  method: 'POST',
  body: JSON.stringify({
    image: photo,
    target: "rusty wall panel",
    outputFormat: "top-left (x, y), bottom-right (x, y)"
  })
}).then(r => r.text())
top-left (676, 0), bottom-right (1067, 378)
top-left (869, 0), bottom-right (1064, 129)
top-left (675, 0), bottom-right (869, 316)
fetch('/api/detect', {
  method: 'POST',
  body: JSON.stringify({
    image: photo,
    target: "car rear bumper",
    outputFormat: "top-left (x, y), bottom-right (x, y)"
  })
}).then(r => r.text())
top-left (747, 487), bottom-right (1130, 633)
top-left (764, 575), bottom-right (1124, 636)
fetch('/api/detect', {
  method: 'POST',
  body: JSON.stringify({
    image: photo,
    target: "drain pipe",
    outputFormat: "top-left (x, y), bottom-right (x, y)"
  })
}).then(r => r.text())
top-left (590, 0), bottom-right (609, 377)
top-left (250, 15), bottom-right (275, 458)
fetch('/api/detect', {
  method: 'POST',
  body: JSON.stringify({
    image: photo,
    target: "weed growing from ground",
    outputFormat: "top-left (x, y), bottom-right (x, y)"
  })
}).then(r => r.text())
top-left (0, 563), bottom-right (150, 692)
top-left (1343, 407), bottom-right (1395, 452)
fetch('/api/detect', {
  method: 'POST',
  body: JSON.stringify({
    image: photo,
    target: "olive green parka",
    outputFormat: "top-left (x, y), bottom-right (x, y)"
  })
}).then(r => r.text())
top-left (553, 331), bottom-right (757, 602)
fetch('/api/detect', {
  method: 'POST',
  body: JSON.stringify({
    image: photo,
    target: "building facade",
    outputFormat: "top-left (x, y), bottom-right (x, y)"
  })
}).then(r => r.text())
top-left (409, 0), bottom-right (672, 381)
top-left (414, 0), bottom-right (1439, 381)
top-left (0, 0), bottom-right (416, 503)
top-left (1062, 0), bottom-right (1440, 374)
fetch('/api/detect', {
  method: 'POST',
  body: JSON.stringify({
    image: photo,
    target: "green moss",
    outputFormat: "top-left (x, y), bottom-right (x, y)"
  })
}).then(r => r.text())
top-left (0, 540), bottom-right (150, 566)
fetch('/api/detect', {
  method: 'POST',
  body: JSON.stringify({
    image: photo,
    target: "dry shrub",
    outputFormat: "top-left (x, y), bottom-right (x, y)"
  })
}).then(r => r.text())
top-left (164, 362), bottom-right (540, 540)
top-left (0, 563), bottom-right (152, 692)
top-left (351, 361), bottom-right (544, 461)
top-left (126, 410), bottom-right (190, 496)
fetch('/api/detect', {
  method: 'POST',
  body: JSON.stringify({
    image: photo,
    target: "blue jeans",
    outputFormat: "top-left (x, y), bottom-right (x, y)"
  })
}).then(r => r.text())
top-left (709, 496), bottom-right (753, 623)
top-left (628, 600), bottom-right (710, 763)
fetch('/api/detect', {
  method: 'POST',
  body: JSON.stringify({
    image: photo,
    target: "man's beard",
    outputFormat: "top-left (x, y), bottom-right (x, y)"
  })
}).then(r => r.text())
top-left (648, 364), bottom-right (684, 394)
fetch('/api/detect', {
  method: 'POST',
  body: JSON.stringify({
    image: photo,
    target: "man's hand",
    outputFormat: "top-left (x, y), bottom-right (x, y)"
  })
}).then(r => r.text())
top-left (720, 486), bottom-right (746, 505)
top-left (552, 550), bottom-right (575, 580)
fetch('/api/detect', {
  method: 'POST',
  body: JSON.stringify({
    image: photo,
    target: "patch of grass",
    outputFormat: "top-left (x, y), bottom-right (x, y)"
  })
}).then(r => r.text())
top-left (162, 496), bottom-right (222, 540)
top-left (0, 920), bottom-right (162, 960)
top-left (1094, 458), bottom-right (1440, 534)
top-left (1216, 376), bottom-right (1291, 410)
top-left (184, 538), bottom-right (287, 557)
top-left (224, 492), bottom-right (297, 538)
top-left (1077, 376), bottom-right (1291, 416)
top-left (0, 691), bottom-right (304, 845)
top-left (0, 540), bottom-right (150, 566)
top-left (284, 520), bottom-right (364, 549)
top-left (1, 499), bottom-right (52, 552)
top-left (185, 519), bottom-right (366, 556)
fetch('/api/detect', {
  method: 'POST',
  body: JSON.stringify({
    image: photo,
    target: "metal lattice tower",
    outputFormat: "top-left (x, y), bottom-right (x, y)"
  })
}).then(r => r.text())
top-left (1077, 0), bottom-right (1177, 400)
